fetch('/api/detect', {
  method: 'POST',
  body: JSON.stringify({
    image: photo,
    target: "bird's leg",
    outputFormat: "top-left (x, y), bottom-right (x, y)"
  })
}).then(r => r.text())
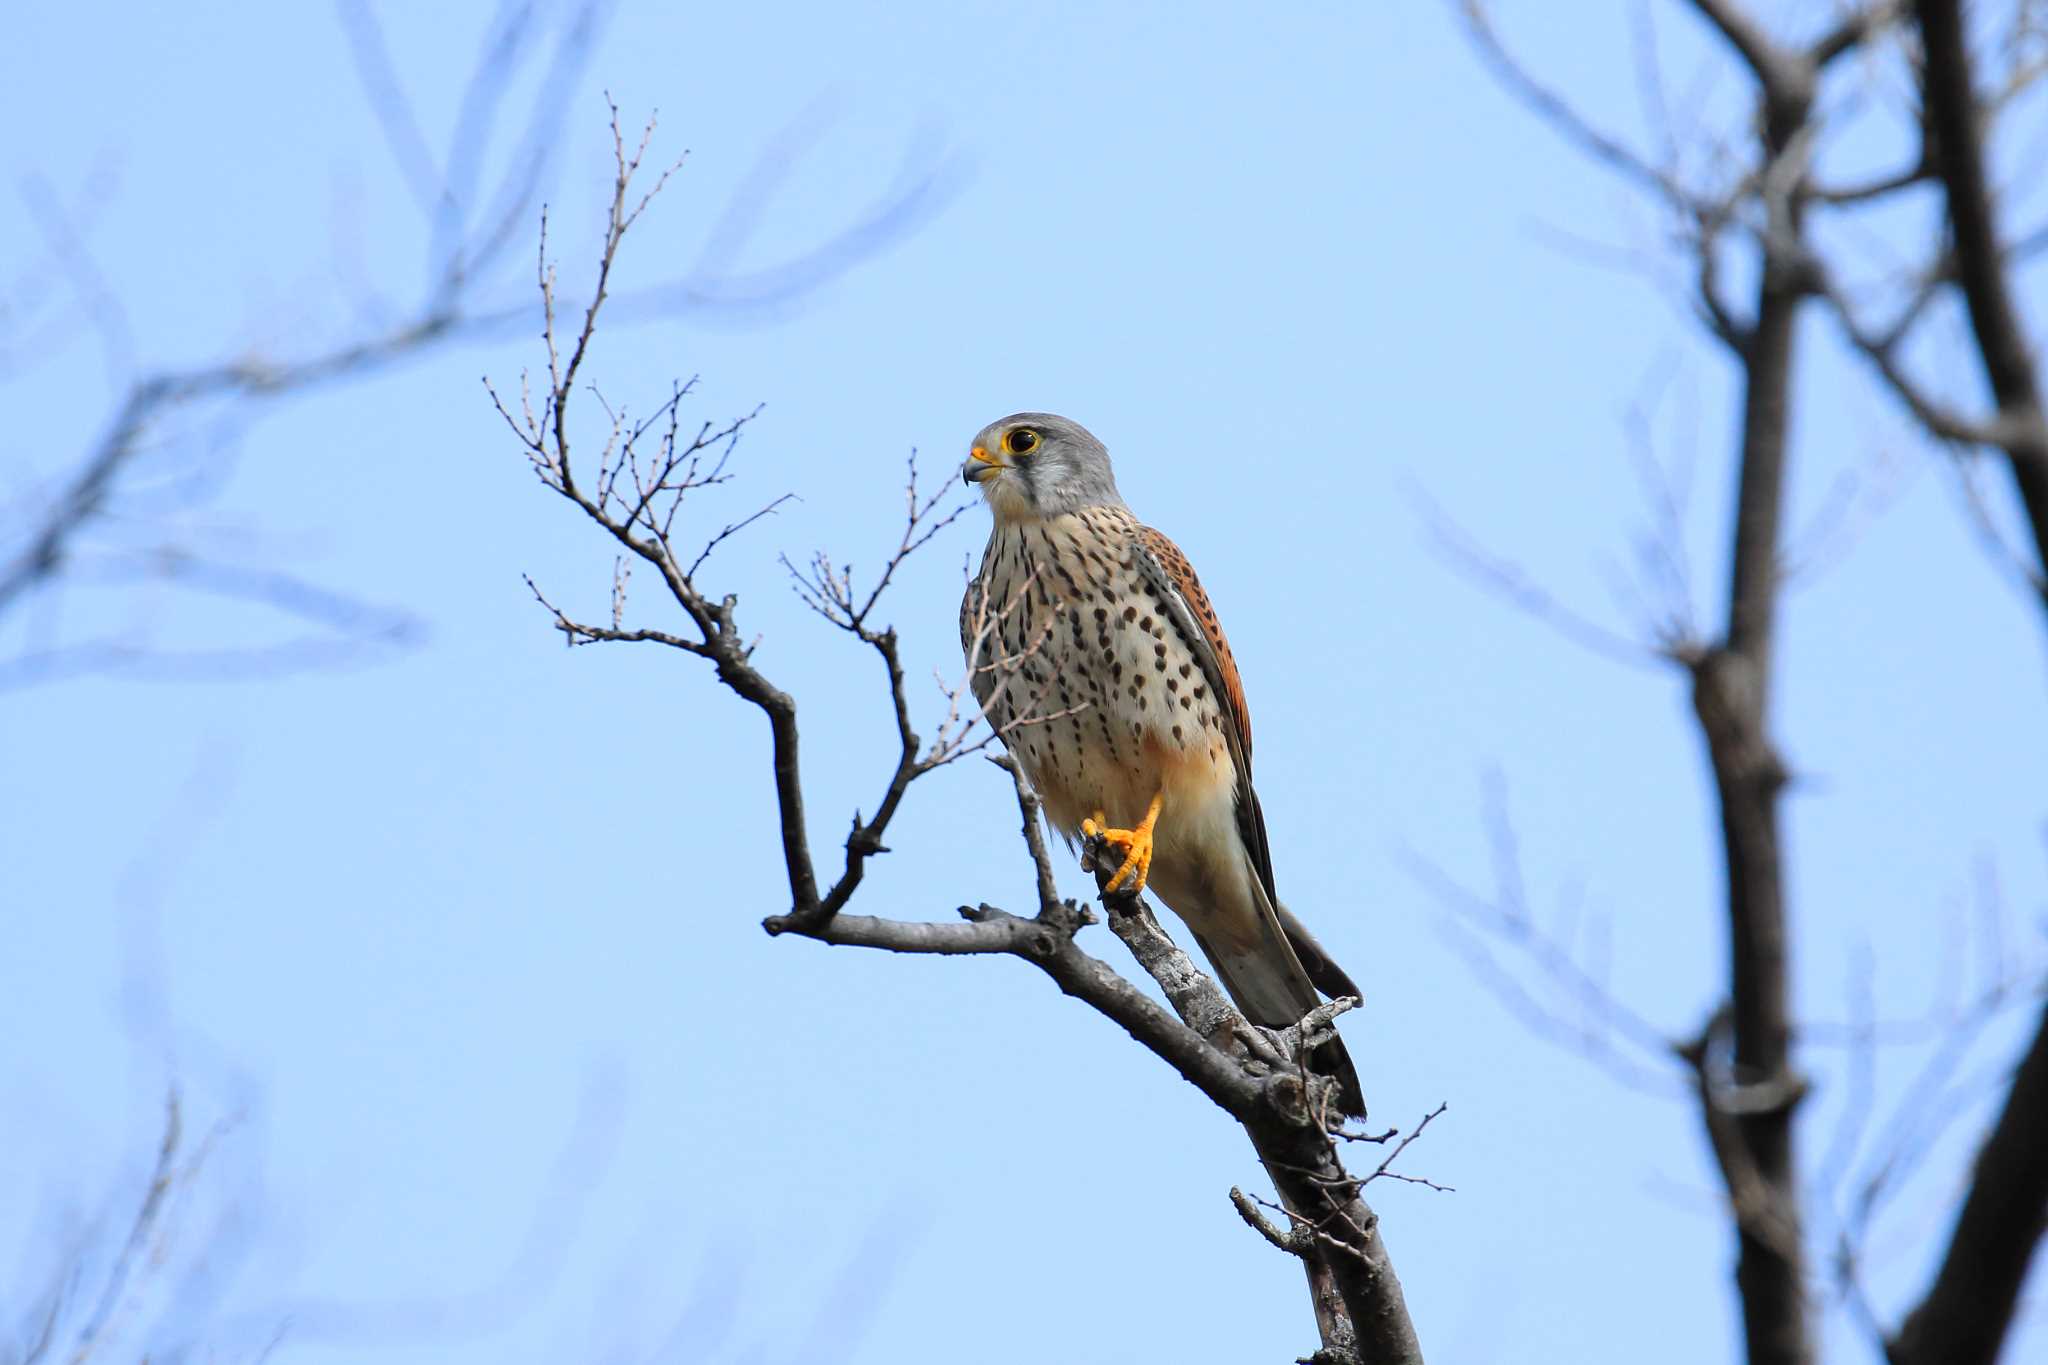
top-left (1082, 791), bottom-right (1163, 896)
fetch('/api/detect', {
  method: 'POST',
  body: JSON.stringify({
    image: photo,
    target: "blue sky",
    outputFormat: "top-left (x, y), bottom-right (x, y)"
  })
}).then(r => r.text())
top-left (4, 3), bottom-right (2044, 1363)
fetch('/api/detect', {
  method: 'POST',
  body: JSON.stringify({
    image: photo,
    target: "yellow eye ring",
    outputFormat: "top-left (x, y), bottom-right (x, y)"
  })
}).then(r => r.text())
top-left (1004, 428), bottom-right (1040, 456)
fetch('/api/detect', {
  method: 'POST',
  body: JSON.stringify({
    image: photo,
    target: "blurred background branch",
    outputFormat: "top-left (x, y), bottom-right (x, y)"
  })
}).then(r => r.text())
top-left (1446, 3), bottom-right (2048, 1362)
top-left (0, 0), bottom-right (959, 688)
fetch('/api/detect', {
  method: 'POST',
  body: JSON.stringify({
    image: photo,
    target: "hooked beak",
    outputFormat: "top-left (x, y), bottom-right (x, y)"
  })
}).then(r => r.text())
top-left (963, 445), bottom-right (1003, 486)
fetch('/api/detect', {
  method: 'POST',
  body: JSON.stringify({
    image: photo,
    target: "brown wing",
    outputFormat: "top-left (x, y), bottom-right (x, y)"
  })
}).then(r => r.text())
top-left (1136, 525), bottom-right (1360, 1098)
top-left (1136, 527), bottom-right (1253, 761)
top-left (1133, 526), bottom-right (1275, 900)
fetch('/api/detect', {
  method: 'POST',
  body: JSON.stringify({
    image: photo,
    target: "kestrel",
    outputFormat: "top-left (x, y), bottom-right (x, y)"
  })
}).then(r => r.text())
top-left (960, 412), bottom-right (1364, 1118)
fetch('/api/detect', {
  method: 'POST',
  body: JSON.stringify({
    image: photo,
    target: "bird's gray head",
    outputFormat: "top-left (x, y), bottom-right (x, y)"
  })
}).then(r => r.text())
top-left (962, 412), bottom-right (1126, 522)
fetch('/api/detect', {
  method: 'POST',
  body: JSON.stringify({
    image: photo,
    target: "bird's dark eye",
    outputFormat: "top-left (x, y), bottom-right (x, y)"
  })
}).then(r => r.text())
top-left (1005, 428), bottom-right (1040, 456)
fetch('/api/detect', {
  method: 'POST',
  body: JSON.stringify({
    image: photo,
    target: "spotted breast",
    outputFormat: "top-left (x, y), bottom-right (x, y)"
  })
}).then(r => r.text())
top-left (961, 505), bottom-right (1237, 851)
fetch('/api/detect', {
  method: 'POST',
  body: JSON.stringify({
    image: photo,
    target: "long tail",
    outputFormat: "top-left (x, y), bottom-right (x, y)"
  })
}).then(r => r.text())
top-left (1192, 888), bottom-right (1366, 1120)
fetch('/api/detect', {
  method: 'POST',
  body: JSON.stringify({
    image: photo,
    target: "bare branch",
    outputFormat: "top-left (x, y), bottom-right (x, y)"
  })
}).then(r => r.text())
top-left (333, 0), bottom-right (443, 215)
top-left (1812, 3), bottom-right (1906, 68)
top-left (1676, 1010), bottom-right (1808, 1265)
top-left (1232, 1186), bottom-right (1314, 1258)
top-left (1688, 0), bottom-right (1796, 93)
top-left (1912, 0), bottom-right (2048, 595)
top-left (1402, 788), bottom-right (1684, 1099)
top-left (17, 170), bottom-right (136, 385)
top-left (7, 7), bottom-right (952, 684)
top-left (1890, 998), bottom-right (2048, 1365)
top-left (1459, 9), bottom-right (1827, 1356)
top-left (1812, 157), bottom-right (1930, 206)
top-left (64, 1090), bottom-right (184, 1362)
top-left (1364, 1104), bottom-right (1455, 1193)
top-left (1407, 480), bottom-right (1670, 669)
top-left (1818, 270), bottom-right (2021, 447)
top-left (991, 754), bottom-right (1061, 913)
top-left (1460, 3), bottom-right (2048, 1363)
top-left (1457, 2), bottom-right (1701, 211)
top-left (2, 5), bottom-right (608, 680)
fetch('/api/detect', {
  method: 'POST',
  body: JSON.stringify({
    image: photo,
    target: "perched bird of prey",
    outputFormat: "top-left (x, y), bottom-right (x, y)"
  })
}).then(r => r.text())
top-left (960, 412), bottom-right (1364, 1118)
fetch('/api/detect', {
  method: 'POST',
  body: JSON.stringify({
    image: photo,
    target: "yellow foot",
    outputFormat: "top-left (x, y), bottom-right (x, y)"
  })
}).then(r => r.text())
top-left (1082, 792), bottom-right (1163, 896)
